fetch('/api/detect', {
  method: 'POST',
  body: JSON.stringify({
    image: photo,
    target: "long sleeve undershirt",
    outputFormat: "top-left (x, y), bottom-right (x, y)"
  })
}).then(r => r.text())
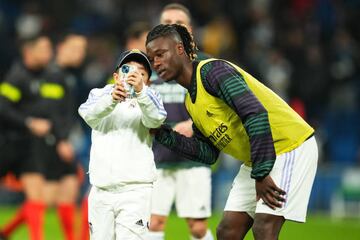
top-left (155, 60), bottom-right (276, 179)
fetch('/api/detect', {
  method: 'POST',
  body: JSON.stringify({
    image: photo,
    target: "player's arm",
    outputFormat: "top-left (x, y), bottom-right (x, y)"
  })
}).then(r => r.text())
top-left (78, 85), bottom-right (116, 129)
top-left (136, 87), bottom-right (167, 128)
top-left (0, 76), bottom-right (29, 129)
top-left (51, 77), bottom-right (76, 162)
top-left (0, 70), bottom-right (52, 137)
top-left (200, 60), bottom-right (276, 180)
top-left (52, 77), bottom-right (74, 140)
top-left (154, 123), bottom-right (219, 164)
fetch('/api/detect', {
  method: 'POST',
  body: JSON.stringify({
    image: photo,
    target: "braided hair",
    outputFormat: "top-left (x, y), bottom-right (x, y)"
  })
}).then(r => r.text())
top-left (146, 24), bottom-right (198, 60)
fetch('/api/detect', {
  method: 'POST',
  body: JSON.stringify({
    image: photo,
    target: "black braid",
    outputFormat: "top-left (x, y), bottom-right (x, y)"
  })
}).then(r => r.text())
top-left (146, 24), bottom-right (197, 60)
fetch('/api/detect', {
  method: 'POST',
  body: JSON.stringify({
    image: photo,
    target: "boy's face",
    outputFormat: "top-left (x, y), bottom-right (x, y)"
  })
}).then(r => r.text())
top-left (114, 61), bottom-right (150, 85)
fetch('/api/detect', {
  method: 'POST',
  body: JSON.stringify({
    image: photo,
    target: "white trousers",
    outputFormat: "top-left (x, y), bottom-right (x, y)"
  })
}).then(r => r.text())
top-left (88, 184), bottom-right (152, 240)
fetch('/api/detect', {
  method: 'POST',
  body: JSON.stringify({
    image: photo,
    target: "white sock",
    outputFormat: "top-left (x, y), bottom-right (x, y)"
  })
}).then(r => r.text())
top-left (191, 229), bottom-right (214, 240)
top-left (145, 231), bottom-right (164, 240)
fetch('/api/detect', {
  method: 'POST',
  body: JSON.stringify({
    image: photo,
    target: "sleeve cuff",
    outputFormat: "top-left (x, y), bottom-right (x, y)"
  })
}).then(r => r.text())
top-left (135, 86), bottom-right (147, 99)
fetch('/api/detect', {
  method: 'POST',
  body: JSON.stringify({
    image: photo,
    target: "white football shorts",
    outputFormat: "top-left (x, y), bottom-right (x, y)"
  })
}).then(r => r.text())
top-left (151, 166), bottom-right (212, 218)
top-left (224, 136), bottom-right (318, 222)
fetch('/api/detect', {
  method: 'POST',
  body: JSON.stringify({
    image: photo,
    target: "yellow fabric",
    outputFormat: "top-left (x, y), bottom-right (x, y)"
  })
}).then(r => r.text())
top-left (0, 82), bottom-right (22, 102)
top-left (107, 76), bottom-right (115, 84)
top-left (40, 83), bottom-right (65, 99)
top-left (185, 59), bottom-right (314, 166)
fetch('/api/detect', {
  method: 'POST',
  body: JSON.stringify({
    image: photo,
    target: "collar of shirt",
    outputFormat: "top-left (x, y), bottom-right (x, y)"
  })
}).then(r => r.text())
top-left (189, 61), bottom-right (199, 103)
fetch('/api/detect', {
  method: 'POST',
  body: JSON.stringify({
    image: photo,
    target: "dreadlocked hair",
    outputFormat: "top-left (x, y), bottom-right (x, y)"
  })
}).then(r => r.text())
top-left (146, 24), bottom-right (198, 60)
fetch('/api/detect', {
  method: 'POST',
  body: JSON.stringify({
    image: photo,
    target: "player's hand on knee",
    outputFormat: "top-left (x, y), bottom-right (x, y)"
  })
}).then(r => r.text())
top-left (255, 175), bottom-right (286, 210)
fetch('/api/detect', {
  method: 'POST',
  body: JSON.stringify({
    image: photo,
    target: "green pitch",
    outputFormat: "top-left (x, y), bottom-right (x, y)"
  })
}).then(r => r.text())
top-left (0, 206), bottom-right (359, 239)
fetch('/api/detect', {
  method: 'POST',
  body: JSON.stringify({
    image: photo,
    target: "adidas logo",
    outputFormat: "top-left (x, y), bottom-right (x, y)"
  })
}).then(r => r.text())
top-left (135, 219), bottom-right (144, 226)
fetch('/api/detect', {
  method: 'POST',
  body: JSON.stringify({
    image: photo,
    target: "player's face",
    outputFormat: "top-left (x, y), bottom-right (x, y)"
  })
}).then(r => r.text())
top-left (32, 37), bottom-right (53, 67)
top-left (160, 9), bottom-right (192, 33)
top-left (59, 35), bottom-right (87, 67)
top-left (146, 36), bottom-right (182, 82)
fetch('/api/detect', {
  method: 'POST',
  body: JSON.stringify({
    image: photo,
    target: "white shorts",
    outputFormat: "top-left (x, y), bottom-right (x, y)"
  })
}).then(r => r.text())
top-left (88, 184), bottom-right (153, 240)
top-left (151, 167), bottom-right (212, 218)
top-left (224, 136), bottom-right (318, 222)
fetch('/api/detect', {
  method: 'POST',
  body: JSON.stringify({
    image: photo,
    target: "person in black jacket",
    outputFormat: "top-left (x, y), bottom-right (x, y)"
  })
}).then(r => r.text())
top-left (0, 32), bottom-right (88, 240)
top-left (41, 33), bottom-right (87, 240)
top-left (0, 34), bottom-right (53, 240)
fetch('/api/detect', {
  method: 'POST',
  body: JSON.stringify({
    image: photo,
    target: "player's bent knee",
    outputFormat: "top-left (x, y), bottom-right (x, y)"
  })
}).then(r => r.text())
top-left (216, 222), bottom-right (238, 240)
top-left (149, 215), bottom-right (167, 231)
top-left (188, 219), bottom-right (207, 238)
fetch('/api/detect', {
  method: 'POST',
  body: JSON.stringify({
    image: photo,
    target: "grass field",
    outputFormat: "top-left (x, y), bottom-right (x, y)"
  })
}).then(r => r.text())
top-left (0, 206), bottom-right (360, 239)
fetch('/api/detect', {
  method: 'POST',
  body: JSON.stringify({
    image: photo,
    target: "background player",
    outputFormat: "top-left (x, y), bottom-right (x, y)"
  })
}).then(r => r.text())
top-left (0, 34), bottom-right (53, 240)
top-left (147, 4), bottom-right (214, 240)
top-left (41, 32), bottom-right (87, 240)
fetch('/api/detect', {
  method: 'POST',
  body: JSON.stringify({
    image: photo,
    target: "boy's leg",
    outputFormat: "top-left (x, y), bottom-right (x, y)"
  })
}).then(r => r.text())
top-left (88, 187), bottom-right (115, 239)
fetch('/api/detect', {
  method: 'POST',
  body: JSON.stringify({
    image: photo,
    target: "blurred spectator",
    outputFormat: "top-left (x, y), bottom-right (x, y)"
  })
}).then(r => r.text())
top-left (201, 16), bottom-right (238, 60)
top-left (328, 29), bottom-right (359, 112)
top-left (0, 33), bottom-right (53, 240)
top-left (125, 21), bottom-right (152, 52)
top-left (259, 49), bottom-right (292, 101)
top-left (41, 33), bottom-right (87, 240)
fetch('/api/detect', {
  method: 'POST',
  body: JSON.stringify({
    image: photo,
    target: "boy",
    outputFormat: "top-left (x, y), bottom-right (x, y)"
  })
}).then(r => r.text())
top-left (78, 49), bottom-right (166, 240)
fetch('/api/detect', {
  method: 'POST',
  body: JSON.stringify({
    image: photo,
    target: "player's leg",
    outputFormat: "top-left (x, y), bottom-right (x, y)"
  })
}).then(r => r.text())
top-left (0, 145), bottom-right (26, 238)
top-left (176, 167), bottom-right (213, 240)
top-left (20, 141), bottom-right (47, 240)
top-left (216, 165), bottom-right (257, 240)
top-left (186, 218), bottom-right (213, 240)
top-left (252, 136), bottom-right (318, 239)
top-left (0, 139), bottom-right (47, 240)
top-left (79, 192), bottom-right (90, 240)
top-left (0, 203), bottom-right (26, 237)
top-left (88, 187), bottom-right (115, 239)
top-left (57, 175), bottom-right (79, 240)
top-left (44, 143), bottom-right (80, 240)
top-left (217, 211), bottom-right (253, 240)
top-left (21, 173), bottom-right (46, 240)
top-left (147, 214), bottom-right (167, 239)
top-left (114, 186), bottom-right (152, 240)
top-left (147, 169), bottom-right (175, 240)
top-left (252, 214), bottom-right (284, 240)
top-left (43, 181), bottom-right (58, 206)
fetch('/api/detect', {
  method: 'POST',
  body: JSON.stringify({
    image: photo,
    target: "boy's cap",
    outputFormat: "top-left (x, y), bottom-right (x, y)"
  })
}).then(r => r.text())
top-left (115, 49), bottom-right (152, 76)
